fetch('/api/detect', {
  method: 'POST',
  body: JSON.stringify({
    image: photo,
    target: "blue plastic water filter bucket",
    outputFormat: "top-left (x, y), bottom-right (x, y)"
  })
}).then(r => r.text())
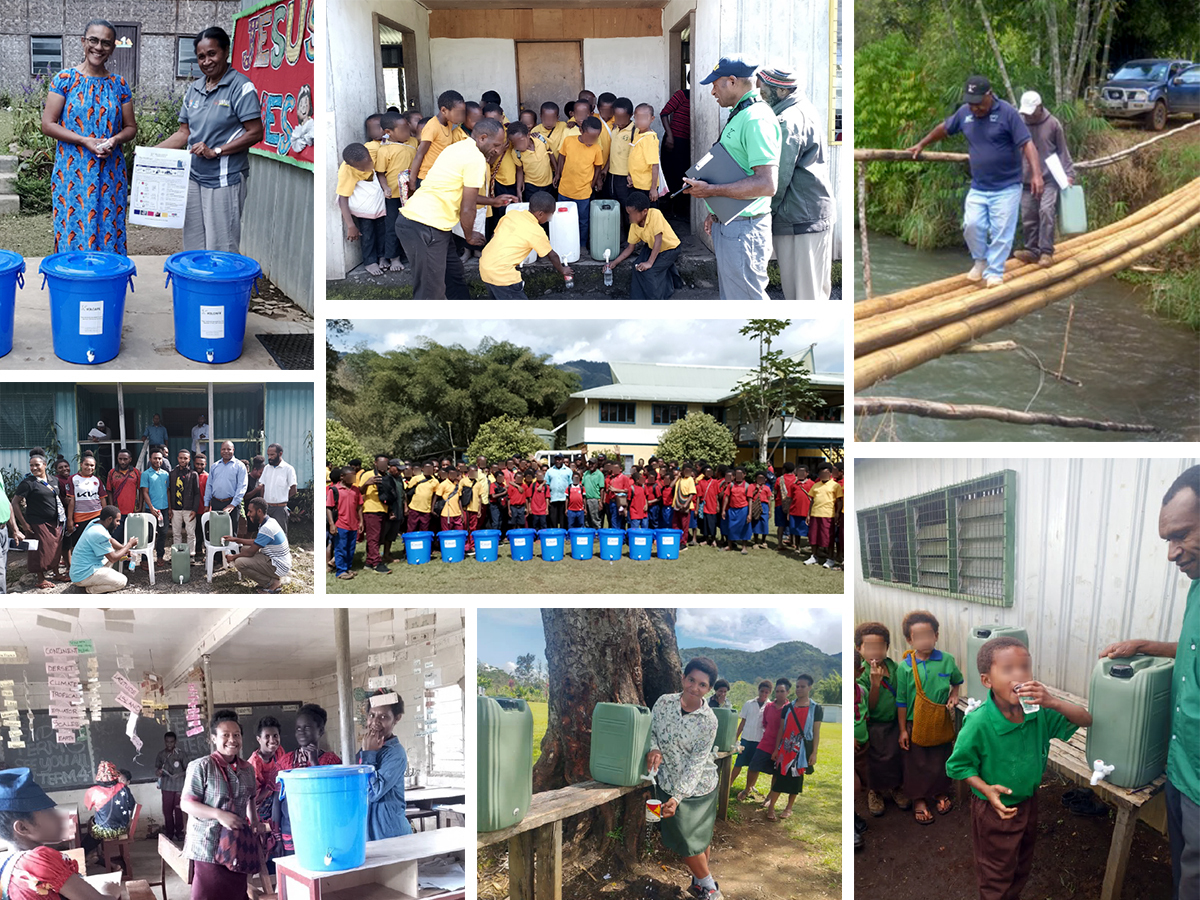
top-left (0, 251), bottom-right (24, 358)
top-left (277, 765), bottom-right (373, 872)
top-left (598, 528), bottom-right (624, 561)
top-left (569, 528), bottom-right (596, 560)
top-left (404, 530), bottom-right (433, 565)
top-left (628, 530), bottom-right (653, 561)
top-left (164, 251), bottom-right (261, 364)
top-left (508, 528), bottom-right (535, 561)
top-left (539, 528), bottom-right (566, 561)
top-left (655, 529), bottom-right (682, 560)
top-left (474, 529), bottom-right (501, 562)
top-left (40, 252), bottom-right (136, 364)
top-left (439, 529), bottom-right (468, 563)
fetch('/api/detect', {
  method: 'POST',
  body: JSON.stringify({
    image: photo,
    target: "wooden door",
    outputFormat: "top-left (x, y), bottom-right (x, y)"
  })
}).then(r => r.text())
top-left (516, 42), bottom-right (582, 116)
top-left (109, 23), bottom-right (139, 87)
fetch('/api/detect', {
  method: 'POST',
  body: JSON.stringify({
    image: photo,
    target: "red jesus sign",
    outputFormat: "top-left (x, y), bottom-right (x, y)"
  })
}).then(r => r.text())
top-left (232, 0), bottom-right (315, 169)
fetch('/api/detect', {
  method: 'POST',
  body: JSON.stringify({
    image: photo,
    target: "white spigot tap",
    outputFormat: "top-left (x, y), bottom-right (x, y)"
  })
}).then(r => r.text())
top-left (206, 349), bottom-right (214, 362)
top-left (963, 697), bottom-right (983, 716)
top-left (1090, 759), bottom-right (1116, 786)
top-left (86, 349), bottom-right (95, 363)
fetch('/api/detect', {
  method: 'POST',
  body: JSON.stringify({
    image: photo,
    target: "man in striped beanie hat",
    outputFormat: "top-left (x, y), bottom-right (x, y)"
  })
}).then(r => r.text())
top-left (758, 65), bottom-right (835, 300)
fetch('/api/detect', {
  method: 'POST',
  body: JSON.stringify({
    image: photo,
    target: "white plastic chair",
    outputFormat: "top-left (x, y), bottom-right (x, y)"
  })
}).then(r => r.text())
top-left (122, 513), bottom-right (156, 585)
top-left (201, 511), bottom-right (236, 583)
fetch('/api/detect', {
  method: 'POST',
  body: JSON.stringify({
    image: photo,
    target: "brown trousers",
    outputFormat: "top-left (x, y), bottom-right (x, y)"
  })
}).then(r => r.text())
top-left (865, 718), bottom-right (903, 792)
top-left (970, 792), bottom-right (1038, 900)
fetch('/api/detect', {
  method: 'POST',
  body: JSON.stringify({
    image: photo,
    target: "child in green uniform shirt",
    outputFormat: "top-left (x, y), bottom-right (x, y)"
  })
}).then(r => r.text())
top-left (852, 651), bottom-right (869, 850)
top-left (896, 610), bottom-right (963, 825)
top-left (946, 636), bottom-right (1091, 900)
top-left (855, 622), bottom-right (909, 817)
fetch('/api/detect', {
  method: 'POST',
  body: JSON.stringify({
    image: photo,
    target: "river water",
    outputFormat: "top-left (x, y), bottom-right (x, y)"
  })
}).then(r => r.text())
top-left (854, 234), bottom-right (1200, 442)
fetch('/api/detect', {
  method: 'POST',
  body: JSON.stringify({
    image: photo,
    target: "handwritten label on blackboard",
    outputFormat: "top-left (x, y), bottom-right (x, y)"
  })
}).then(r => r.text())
top-left (44, 646), bottom-right (78, 657)
top-left (69, 639), bottom-right (94, 654)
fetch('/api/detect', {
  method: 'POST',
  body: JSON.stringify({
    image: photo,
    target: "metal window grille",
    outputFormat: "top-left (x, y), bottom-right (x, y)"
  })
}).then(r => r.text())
top-left (859, 470), bottom-right (1016, 606)
top-left (31, 36), bottom-right (62, 76)
top-left (0, 391), bottom-right (54, 449)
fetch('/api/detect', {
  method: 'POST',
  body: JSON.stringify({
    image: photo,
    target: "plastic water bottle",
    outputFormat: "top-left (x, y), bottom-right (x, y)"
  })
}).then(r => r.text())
top-left (564, 275), bottom-right (574, 290)
top-left (604, 250), bottom-right (613, 287)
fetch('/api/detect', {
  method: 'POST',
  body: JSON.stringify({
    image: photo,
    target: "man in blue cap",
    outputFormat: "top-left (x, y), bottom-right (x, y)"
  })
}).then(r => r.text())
top-left (682, 55), bottom-right (781, 300)
top-left (907, 75), bottom-right (1043, 287)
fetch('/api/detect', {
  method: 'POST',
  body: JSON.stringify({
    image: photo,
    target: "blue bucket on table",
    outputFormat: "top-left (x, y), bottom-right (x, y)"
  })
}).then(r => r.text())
top-left (568, 528), bottom-right (596, 560)
top-left (40, 252), bottom-right (135, 364)
top-left (628, 530), bottom-right (654, 561)
top-left (277, 765), bottom-right (373, 872)
top-left (655, 528), bottom-right (682, 560)
top-left (598, 528), bottom-right (625, 561)
top-left (538, 528), bottom-right (565, 561)
top-left (0, 251), bottom-right (24, 358)
top-left (508, 528), bottom-right (535, 561)
top-left (474, 529), bottom-right (500, 562)
top-left (164, 251), bottom-right (261, 364)
top-left (403, 530), bottom-right (433, 565)
top-left (438, 529), bottom-right (467, 563)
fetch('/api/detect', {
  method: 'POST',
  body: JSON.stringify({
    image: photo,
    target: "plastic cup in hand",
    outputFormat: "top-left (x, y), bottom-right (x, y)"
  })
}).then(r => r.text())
top-left (645, 798), bottom-right (662, 822)
top-left (1015, 683), bottom-right (1040, 714)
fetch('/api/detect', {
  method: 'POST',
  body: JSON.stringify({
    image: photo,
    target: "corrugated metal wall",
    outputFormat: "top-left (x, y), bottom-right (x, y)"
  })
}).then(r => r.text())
top-left (0, 386), bottom-right (76, 476)
top-left (241, 155), bottom-right (315, 314)
top-left (854, 457), bottom-right (1198, 699)
top-left (264, 383), bottom-right (315, 487)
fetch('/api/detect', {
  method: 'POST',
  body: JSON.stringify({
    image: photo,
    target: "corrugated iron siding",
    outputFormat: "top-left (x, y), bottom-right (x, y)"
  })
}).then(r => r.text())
top-left (241, 155), bottom-right (315, 314)
top-left (0, 386), bottom-right (75, 476)
top-left (854, 457), bottom-right (1197, 699)
top-left (265, 383), bottom-right (315, 487)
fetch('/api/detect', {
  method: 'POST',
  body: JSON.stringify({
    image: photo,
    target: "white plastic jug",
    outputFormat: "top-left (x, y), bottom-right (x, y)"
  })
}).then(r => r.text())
top-left (504, 203), bottom-right (539, 266)
top-left (549, 202), bottom-right (580, 264)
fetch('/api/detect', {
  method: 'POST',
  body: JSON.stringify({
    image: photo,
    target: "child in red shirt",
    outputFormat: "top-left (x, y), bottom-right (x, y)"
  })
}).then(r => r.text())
top-left (721, 467), bottom-right (754, 554)
top-left (701, 467), bottom-right (723, 546)
top-left (566, 472), bottom-right (587, 529)
top-left (750, 471), bottom-right (772, 547)
top-left (606, 466), bottom-right (632, 529)
top-left (327, 467), bottom-right (363, 579)
top-left (528, 473), bottom-right (550, 532)
top-left (506, 477), bottom-right (529, 528)
top-left (789, 465), bottom-right (815, 545)
top-left (628, 472), bottom-right (649, 528)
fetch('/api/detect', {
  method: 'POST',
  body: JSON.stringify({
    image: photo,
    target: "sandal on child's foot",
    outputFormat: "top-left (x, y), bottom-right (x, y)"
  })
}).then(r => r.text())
top-left (936, 795), bottom-right (953, 815)
top-left (914, 805), bottom-right (934, 825)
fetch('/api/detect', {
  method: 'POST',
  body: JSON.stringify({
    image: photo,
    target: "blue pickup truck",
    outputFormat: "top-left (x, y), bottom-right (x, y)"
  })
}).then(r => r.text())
top-left (1097, 59), bottom-right (1200, 130)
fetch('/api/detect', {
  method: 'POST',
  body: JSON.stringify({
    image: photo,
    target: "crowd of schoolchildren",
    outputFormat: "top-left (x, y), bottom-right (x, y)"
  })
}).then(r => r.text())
top-left (853, 615), bottom-right (1091, 900)
top-left (326, 452), bottom-right (844, 578)
top-left (335, 87), bottom-right (688, 299)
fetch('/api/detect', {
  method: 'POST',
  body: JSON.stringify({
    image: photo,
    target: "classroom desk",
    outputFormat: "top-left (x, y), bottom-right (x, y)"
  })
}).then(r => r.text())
top-left (404, 787), bottom-right (466, 810)
top-left (274, 827), bottom-right (466, 900)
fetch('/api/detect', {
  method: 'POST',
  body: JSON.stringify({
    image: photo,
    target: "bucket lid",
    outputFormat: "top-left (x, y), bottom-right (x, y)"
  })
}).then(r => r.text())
top-left (0, 250), bottom-right (24, 275)
top-left (277, 764), bottom-right (374, 783)
top-left (1110, 664), bottom-right (1134, 679)
top-left (40, 252), bottom-right (135, 279)
top-left (165, 251), bottom-right (262, 281)
top-left (404, 531), bottom-right (433, 540)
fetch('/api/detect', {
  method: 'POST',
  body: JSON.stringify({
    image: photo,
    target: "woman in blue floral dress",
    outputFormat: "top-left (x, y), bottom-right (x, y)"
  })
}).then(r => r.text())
top-left (39, 19), bottom-right (138, 255)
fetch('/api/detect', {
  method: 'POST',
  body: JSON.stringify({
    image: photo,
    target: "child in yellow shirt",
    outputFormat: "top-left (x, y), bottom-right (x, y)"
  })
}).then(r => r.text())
top-left (403, 111), bottom-right (421, 150)
top-left (628, 104), bottom-right (662, 202)
top-left (554, 119), bottom-right (605, 256)
top-left (336, 143), bottom-right (386, 275)
top-left (532, 102), bottom-right (567, 154)
top-left (410, 90), bottom-right (466, 188)
top-left (376, 112), bottom-right (416, 272)
top-left (605, 97), bottom-right (637, 231)
top-left (478, 191), bottom-right (574, 298)
top-left (605, 191), bottom-right (683, 299)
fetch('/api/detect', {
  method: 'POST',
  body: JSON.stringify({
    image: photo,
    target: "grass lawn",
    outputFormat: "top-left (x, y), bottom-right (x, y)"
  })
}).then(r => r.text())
top-left (327, 532), bottom-right (843, 594)
top-left (528, 700), bottom-right (548, 763)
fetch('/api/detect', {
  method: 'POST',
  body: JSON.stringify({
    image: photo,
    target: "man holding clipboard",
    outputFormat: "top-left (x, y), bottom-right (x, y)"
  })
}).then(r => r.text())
top-left (680, 56), bottom-right (781, 300)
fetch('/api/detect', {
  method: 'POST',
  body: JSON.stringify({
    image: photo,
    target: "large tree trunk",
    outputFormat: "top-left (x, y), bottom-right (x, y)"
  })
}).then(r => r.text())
top-left (1046, 0), bottom-right (1064, 104)
top-left (533, 608), bottom-right (683, 868)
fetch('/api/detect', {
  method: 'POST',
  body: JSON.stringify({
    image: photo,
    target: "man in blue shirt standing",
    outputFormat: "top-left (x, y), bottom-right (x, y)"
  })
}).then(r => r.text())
top-left (907, 75), bottom-right (1043, 287)
top-left (140, 448), bottom-right (170, 565)
top-left (205, 440), bottom-right (248, 537)
top-left (143, 413), bottom-right (168, 449)
top-left (545, 455), bottom-right (573, 530)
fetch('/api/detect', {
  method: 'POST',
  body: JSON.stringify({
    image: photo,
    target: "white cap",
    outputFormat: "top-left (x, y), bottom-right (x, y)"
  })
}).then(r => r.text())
top-left (96, 420), bottom-right (105, 428)
top-left (1018, 90), bottom-right (1041, 115)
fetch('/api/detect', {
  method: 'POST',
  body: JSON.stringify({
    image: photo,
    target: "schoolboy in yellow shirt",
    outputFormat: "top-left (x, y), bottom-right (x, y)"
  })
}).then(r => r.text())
top-left (517, 114), bottom-right (556, 203)
top-left (628, 103), bottom-right (662, 202)
top-left (597, 92), bottom-right (617, 128)
top-left (336, 143), bottom-right (386, 275)
top-left (376, 112), bottom-right (416, 273)
top-left (532, 102), bottom-right (567, 154)
top-left (403, 111), bottom-right (421, 150)
top-left (410, 90), bottom-right (467, 188)
top-left (479, 191), bottom-right (574, 298)
top-left (604, 191), bottom-right (682, 299)
top-left (554, 120), bottom-right (605, 256)
top-left (604, 97), bottom-right (637, 228)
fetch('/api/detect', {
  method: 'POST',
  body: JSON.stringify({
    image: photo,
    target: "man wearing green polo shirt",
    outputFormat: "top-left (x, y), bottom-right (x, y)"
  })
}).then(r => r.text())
top-left (1101, 465), bottom-right (1199, 900)
top-left (682, 56), bottom-right (781, 300)
top-left (582, 458), bottom-right (606, 529)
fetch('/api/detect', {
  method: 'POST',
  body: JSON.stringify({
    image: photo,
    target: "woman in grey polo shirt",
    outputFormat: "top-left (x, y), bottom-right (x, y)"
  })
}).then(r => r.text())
top-left (158, 27), bottom-right (263, 252)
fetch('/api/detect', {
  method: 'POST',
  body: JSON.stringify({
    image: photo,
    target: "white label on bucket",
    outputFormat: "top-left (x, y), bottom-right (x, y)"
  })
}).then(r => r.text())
top-left (79, 301), bottom-right (103, 335)
top-left (200, 305), bottom-right (225, 339)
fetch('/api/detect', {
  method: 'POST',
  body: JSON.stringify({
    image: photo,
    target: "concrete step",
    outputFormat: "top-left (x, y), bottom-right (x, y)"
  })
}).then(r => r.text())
top-left (0, 194), bottom-right (20, 216)
top-left (0, 173), bottom-right (17, 193)
top-left (0, 156), bottom-right (16, 174)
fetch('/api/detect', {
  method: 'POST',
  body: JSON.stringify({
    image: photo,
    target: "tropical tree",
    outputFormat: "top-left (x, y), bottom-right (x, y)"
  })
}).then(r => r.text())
top-left (735, 319), bottom-right (825, 465)
top-left (326, 420), bottom-right (367, 468)
top-left (654, 412), bottom-right (737, 465)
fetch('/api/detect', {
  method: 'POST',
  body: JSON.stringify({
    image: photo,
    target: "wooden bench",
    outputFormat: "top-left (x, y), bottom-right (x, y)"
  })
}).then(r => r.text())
top-left (956, 688), bottom-right (1166, 900)
top-left (126, 881), bottom-right (157, 900)
top-left (477, 752), bottom-right (733, 900)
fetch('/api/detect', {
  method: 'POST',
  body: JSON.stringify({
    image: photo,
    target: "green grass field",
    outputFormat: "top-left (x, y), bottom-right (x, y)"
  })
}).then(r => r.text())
top-left (529, 700), bottom-right (548, 763)
top-left (327, 533), bottom-right (842, 594)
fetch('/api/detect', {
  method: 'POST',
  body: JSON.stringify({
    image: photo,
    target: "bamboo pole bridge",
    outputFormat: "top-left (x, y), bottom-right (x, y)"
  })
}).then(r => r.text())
top-left (852, 121), bottom-right (1200, 431)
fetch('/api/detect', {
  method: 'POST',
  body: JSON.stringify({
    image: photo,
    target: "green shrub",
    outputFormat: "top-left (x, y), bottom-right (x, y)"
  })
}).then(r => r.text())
top-left (13, 171), bottom-right (51, 213)
top-left (326, 420), bottom-right (367, 468)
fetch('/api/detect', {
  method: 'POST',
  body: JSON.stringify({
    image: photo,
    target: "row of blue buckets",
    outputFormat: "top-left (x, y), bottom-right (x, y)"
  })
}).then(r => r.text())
top-left (0, 249), bottom-right (261, 364)
top-left (403, 527), bottom-right (684, 564)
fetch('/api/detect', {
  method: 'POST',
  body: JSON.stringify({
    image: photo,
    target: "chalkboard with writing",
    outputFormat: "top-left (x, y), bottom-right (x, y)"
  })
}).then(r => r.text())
top-left (0, 702), bottom-right (302, 791)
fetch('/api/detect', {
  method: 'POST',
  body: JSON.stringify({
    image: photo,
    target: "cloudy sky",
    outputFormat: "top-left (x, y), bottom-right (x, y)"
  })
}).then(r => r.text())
top-left (331, 318), bottom-right (844, 373)
top-left (477, 606), bottom-right (842, 673)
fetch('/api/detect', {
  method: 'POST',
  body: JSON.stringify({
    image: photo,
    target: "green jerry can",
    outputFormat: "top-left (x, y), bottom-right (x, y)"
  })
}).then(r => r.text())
top-left (1086, 655), bottom-right (1174, 789)
top-left (171, 544), bottom-right (191, 584)
top-left (712, 707), bottom-right (738, 752)
top-left (589, 199), bottom-right (621, 265)
top-left (1058, 184), bottom-right (1087, 235)
top-left (589, 702), bottom-right (653, 787)
top-left (207, 509), bottom-right (232, 548)
top-left (478, 696), bottom-right (533, 832)
top-left (965, 625), bottom-right (1030, 703)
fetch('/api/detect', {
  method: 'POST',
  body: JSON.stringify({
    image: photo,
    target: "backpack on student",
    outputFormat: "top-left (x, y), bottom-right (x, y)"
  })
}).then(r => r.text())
top-left (433, 481), bottom-right (463, 517)
top-left (405, 474), bottom-right (433, 504)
